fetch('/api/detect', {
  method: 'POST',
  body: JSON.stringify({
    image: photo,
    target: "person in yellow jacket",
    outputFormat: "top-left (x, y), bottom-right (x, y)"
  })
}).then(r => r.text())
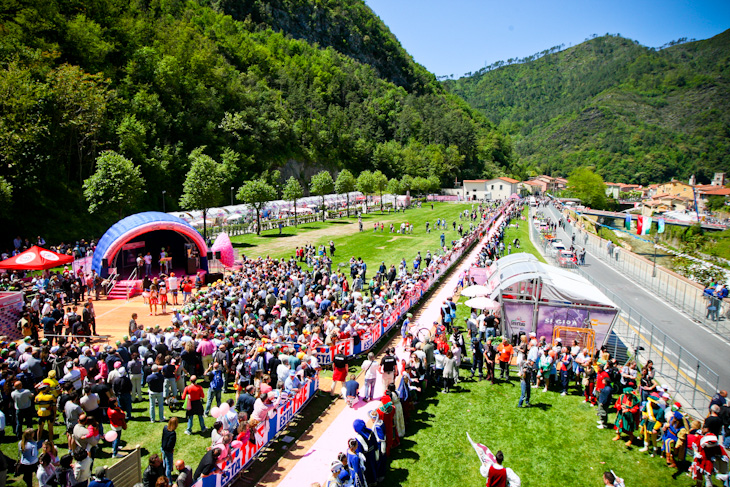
top-left (638, 394), bottom-right (665, 456)
top-left (42, 370), bottom-right (61, 398)
top-left (35, 383), bottom-right (56, 442)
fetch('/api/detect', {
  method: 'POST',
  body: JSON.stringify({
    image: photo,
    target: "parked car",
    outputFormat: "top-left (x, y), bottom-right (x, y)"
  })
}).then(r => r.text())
top-left (548, 240), bottom-right (566, 256)
top-left (557, 250), bottom-right (577, 267)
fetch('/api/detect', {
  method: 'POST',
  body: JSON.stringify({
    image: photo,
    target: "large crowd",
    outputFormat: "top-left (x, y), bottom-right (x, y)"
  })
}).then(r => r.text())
top-left (0, 202), bottom-right (505, 487)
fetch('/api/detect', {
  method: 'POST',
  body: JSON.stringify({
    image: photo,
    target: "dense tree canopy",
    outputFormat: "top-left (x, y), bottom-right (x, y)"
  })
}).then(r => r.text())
top-left (0, 0), bottom-right (510, 243)
top-left (445, 32), bottom-right (730, 184)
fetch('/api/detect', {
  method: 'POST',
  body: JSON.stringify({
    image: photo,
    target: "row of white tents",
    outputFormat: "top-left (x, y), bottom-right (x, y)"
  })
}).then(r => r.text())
top-left (168, 192), bottom-right (410, 229)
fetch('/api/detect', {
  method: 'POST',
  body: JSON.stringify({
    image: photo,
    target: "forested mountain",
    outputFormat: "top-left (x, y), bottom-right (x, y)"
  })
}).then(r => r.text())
top-left (0, 0), bottom-right (512, 241)
top-left (444, 31), bottom-right (730, 185)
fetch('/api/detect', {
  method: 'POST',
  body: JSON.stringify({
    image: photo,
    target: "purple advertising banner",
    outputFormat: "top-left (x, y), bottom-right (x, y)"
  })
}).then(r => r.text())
top-left (502, 301), bottom-right (534, 336)
top-left (535, 305), bottom-right (616, 353)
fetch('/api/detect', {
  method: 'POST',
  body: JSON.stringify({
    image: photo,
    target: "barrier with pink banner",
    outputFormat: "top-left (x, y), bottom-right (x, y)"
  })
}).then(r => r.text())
top-left (427, 194), bottom-right (461, 201)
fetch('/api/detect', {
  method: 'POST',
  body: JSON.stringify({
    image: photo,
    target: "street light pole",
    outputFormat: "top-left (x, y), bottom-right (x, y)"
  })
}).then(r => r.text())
top-left (652, 234), bottom-right (659, 277)
top-left (230, 187), bottom-right (234, 206)
top-left (162, 190), bottom-right (166, 213)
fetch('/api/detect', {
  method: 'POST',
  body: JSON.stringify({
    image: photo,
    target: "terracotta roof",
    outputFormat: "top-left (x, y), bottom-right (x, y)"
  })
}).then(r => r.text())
top-left (463, 179), bottom-right (488, 183)
top-left (605, 182), bottom-right (622, 186)
top-left (498, 177), bottom-right (520, 184)
top-left (524, 180), bottom-right (544, 186)
top-left (651, 194), bottom-right (690, 202)
top-left (700, 187), bottom-right (730, 196)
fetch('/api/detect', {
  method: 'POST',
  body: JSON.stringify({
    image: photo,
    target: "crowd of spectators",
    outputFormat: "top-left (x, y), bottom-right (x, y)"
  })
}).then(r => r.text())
top-left (0, 202), bottom-right (504, 487)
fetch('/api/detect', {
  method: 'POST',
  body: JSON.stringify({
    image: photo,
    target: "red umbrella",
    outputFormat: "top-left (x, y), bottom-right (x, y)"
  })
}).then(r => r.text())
top-left (0, 246), bottom-right (74, 270)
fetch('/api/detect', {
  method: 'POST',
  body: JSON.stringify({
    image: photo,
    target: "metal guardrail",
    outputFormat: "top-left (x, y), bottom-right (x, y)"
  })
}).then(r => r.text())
top-left (43, 333), bottom-right (113, 345)
top-left (529, 212), bottom-right (720, 414)
top-left (576, 225), bottom-right (730, 336)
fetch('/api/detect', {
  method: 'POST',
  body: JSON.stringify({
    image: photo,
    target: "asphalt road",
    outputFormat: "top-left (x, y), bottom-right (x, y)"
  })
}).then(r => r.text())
top-left (543, 205), bottom-right (730, 392)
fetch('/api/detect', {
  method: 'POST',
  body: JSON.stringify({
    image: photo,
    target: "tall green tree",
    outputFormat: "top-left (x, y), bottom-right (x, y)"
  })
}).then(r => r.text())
top-left (0, 177), bottom-right (13, 218)
top-left (282, 176), bottom-right (304, 226)
top-left (372, 170), bottom-right (388, 212)
top-left (83, 151), bottom-right (145, 218)
top-left (334, 169), bottom-right (356, 217)
top-left (387, 178), bottom-right (402, 196)
top-left (356, 170), bottom-right (375, 207)
top-left (237, 179), bottom-right (277, 235)
top-left (179, 147), bottom-right (225, 240)
top-left (567, 167), bottom-right (607, 209)
top-left (400, 174), bottom-right (414, 195)
top-left (310, 171), bottom-right (334, 221)
top-left (411, 176), bottom-right (429, 196)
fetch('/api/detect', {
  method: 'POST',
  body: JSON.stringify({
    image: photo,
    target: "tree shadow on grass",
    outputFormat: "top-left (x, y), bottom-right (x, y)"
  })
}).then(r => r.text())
top-left (526, 402), bottom-right (552, 411)
top-left (261, 233), bottom-right (296, 238)
top-left (231, 242), bottom-right (254, 249)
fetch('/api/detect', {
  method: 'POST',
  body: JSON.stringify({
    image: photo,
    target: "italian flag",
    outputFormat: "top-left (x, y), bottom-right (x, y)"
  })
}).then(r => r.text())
top-left (637, 216), bottom-right (652, 235)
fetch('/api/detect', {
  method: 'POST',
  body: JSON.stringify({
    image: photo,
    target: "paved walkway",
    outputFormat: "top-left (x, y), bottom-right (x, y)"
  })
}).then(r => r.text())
top-left (270, 214), bottom-right (505, 486)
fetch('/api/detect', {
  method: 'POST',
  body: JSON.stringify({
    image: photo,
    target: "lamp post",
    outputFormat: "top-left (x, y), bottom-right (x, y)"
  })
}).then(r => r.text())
top-left (162, 190), bottom-right (166, 213)
top-left (230, 186), bottom-right (234, 206)
top-left (652, 234), bottom-right (659, 277)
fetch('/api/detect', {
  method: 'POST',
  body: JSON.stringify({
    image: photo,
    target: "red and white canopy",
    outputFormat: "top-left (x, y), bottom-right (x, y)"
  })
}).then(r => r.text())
top-left (0, 246), bottom-right (74, 270)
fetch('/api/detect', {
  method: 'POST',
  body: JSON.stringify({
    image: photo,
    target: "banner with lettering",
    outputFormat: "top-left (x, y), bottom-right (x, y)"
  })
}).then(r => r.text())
top-left (501, 300), bottom-right (534, 337)
top-left (194, 374), bottom-right (320, 487)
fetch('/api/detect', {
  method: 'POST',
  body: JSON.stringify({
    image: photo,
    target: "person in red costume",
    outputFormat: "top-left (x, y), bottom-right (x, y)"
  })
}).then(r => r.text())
top-left (377, 395), bottom-right (396, 456)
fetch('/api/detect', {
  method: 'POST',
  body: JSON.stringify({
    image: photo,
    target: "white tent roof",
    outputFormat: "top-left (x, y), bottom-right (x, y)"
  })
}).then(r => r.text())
top-left (489, 259), bottom-right (616, 308)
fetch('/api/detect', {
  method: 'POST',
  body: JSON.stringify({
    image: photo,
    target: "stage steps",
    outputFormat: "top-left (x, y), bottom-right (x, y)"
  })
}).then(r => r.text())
top-left (106, 279), bottom-right (141, 300)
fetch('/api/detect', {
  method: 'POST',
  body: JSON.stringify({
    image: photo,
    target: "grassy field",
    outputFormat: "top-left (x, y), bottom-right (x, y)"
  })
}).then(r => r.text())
top-left (505, 207), bottom-right (547, 264)
top-left (382, 370), bottom-right (687, 487)
top-left (230, 203), bottom-right (474, 271)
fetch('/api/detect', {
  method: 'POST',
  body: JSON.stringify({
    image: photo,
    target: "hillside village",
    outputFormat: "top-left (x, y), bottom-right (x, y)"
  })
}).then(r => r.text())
top-left (447, 173), bottom-right (730, 222)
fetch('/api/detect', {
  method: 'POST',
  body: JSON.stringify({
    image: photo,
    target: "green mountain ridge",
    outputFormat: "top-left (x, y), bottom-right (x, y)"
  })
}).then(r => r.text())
top-left (0, 0), bottom-right (511, 242)
top-left (444, 31), bottom-right (730, 185)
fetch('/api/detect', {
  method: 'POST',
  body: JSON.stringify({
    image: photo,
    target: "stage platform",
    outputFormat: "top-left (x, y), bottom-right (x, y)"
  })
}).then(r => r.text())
top-left (106, 267), bottom-right (208, 300)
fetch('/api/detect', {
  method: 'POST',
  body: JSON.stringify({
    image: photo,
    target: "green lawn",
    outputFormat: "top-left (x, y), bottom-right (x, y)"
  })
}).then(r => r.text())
top-left (506, 207), bottom-right (547, 263)
top-left (230, 202), bottom-right (474, 272)
top-left (383, 373), bottom-right (686, 487)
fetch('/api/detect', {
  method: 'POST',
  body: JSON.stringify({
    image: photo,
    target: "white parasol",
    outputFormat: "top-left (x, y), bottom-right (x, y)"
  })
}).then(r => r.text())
top-left (461, 285), bottom-right (490, 298)
top-left (464, 296), bottom-right (500, 310)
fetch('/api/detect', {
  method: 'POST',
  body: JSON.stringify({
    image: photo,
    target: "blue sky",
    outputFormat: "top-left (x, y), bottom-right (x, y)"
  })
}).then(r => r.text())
top-left (364, 0), bottom-right (730, 78)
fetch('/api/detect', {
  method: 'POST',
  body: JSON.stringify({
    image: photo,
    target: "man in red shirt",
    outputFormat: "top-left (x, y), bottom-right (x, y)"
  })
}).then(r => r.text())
top-left (497, 340), bottom-right (513, 381)
top-left (181, 376), bottom-right (206, 435)
top-left (486, 450), bottom-right (507, 487)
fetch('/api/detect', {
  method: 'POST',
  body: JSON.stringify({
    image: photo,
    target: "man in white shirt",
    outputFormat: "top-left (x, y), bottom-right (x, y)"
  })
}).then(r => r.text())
top-left (360, 352), bottom-right (378, 402)
top-left (167, 273), bottom-right (179, 305)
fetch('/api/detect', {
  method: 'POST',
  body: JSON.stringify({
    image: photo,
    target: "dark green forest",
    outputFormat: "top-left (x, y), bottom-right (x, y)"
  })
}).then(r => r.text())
top-left (0, 0), bottom-right (512, 242)
top-left (444, 31), bottom-right (730, 185)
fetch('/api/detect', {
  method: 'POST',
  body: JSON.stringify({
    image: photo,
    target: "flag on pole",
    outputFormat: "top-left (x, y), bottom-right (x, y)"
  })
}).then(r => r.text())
top-left (637, 216), bottom-right (652, 235)
top-left (657, 217), bottom-right (665, 234)
top-left (467, 432), bottom-right (496, 468)
top-left (624, 213), bottom-right (631, 230)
